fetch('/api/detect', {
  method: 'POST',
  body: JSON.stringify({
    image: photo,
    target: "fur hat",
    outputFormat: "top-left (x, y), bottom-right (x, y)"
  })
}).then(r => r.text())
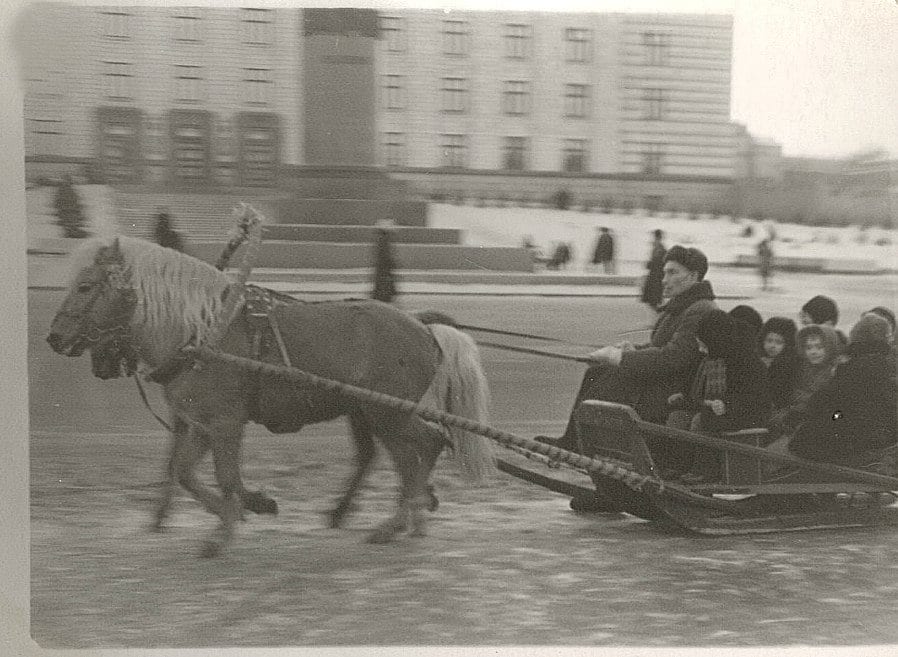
top-left (697, 309), bottom-right (734, 359)
top-left (761, 316), bottom-right (797, 347)
top-left (801, 295), bottom-right (839, 325)
top-left (849, 314), bottom-right (892, 346)
top-left (663, 245), bottom-right (709, 280)
top-left (728, 305), bottom-right (763, 337)
top-left (866, 306), bottom-right (896, 333)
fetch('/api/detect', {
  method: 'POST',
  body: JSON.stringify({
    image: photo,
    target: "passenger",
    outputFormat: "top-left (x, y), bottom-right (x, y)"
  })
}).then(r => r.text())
top-left (787, 314), bottom-right (898, 468)
top-left (768, 324), bottom-right (842, 437)
top-left (799, 295), bottom-right (847, 347)
top-left (759, 317), bottom-right (801, 413)
top-left (729, 304), bottom-right (763, 340)
top-left (666, 310), bottom-right (771, 482)
top-left (865, 306), bottom-right (896, 340)
top-left (537, 245), bottom-right (717, 458)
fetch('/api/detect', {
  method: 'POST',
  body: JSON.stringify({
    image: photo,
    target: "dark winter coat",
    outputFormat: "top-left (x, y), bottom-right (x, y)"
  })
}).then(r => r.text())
top-left (592, 232), bottom-right (614, 264)
top-left (154, 213), bottom-right (183, 252)
top-left (372, 228), bottom-right (397, 303)
top-left (677, 309), bottom-right (771, 433)
top-left (789, 340), bottom-right (898, 463)
top-left (619, 279), bottom-right (718, 421)
top-left (640, 242), bottom-right (666, 308)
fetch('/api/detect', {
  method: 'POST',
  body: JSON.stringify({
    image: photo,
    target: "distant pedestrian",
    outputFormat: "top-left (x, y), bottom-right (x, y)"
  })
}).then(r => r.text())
top-left (154, 207), bottom-right (183, 252)
top-left (757, 238), bottom-right (773, 290)
top-left (372, 219), bottom-right (398, 303)
top-left (641, 229), bottom-right (666, 311)
top-left (591, 227), bottom-right (616, 274)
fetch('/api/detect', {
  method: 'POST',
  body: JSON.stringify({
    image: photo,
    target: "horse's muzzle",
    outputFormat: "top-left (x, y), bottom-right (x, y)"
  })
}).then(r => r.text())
top-left (46, 332), bottom-right (86, 357)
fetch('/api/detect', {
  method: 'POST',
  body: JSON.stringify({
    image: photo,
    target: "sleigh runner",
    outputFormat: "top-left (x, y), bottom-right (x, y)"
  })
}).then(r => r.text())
top-left (496, 400), bottom-right (898, 535)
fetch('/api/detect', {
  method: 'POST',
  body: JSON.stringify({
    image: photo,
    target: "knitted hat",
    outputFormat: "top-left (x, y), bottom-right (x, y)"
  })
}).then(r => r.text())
top-left (849, 314), bottom-right (892, 346)
top-left (801, 295), bottom-right (839, 325)
top-left (697, 309), bottom-right (734, 359)
top-left (866, 306), bottom-right (896, 333)
top-left (761, 316), bottom-right (797, 347)
top-left (728, 305), bottom-right (763, 337)
top-left (664, 245), bottom-right (709, 280)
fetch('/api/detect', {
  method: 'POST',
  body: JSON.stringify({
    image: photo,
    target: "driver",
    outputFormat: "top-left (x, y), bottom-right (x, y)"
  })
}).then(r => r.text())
top-left (538, 245), bottom-right (718, 455)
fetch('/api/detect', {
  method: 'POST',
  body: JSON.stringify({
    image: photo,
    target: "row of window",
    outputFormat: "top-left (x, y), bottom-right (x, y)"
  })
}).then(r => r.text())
top-left (381, 133), bottom-right (666, 175)
top-left (100, 8), bottom-right (275, 46)
top-left (101, 62), bottom-right (273, 104)
top-left (385, 77), bottom-right (670, 119)
top-left (381, 17), bottom-right (671, 65)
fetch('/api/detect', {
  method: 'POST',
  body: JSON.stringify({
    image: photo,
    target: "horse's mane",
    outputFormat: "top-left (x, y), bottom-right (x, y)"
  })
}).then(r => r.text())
top-left (70, 236), bottom-right (233, 359)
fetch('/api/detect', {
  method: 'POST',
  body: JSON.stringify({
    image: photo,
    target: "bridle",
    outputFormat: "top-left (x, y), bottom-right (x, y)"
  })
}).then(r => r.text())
top-left (61, 262), bottom-right (138, 353)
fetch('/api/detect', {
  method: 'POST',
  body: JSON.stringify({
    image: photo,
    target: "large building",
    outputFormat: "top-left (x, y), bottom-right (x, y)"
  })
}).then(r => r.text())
top-left (21, 7), bottom-right (739, 209)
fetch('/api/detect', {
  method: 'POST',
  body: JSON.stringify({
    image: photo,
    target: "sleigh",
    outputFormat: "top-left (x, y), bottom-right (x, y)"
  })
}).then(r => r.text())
top-left (496, 400), bottom-right (898, 535)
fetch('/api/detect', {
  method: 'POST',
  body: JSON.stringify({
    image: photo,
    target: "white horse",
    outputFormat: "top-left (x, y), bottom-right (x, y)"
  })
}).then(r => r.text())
top-left (47, 236), bottom-right (495, 556)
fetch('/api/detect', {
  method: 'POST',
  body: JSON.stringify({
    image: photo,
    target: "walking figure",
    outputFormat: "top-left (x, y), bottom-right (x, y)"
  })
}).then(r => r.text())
top-left (153, 207), bottom-right (183, 252)
top-left (757, 238), bottom-right (773, 291)
top-left (372, 219), bottom-right (398, 303)
top-left (591, 227), bottom-right (616, 274)
top-left (641, 229), bottom-right (666, 311)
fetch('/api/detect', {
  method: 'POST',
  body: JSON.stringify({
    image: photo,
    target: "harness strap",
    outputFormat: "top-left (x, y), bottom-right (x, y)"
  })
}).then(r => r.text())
top-left (134, 374), bottom-right (173, 433)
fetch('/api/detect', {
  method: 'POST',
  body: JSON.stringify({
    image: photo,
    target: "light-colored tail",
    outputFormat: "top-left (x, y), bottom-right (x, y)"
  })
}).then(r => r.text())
top-left (421, 324), bottom-right (496, 480)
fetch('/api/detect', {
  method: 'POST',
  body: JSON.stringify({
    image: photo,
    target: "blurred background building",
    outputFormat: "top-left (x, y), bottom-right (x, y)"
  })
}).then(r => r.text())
top-left (20, 6), bottom-right (894, 228)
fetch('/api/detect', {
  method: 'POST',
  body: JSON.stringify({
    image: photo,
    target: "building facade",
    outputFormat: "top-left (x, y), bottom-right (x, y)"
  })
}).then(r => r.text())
top-left (22, 7), bottom-right (737, 190)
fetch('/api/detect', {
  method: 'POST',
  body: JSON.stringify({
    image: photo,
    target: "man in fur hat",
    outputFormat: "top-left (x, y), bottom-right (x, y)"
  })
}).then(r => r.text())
top-left (538, 245), bottom-right (718, 453)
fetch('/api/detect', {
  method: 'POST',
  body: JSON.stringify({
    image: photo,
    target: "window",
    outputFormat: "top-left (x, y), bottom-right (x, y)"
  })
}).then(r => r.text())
top-left (440, 133), bottom-right (466, 168)
top-left (644, 88), bottom-right (665, 120)
top-left (564, 84), bottom-right (590, 118)
top-left (144, 117), bottom-right (167, 160)
top-left (30, 118), bottom-right (64, 153)
top-left (241, 8), bottom-right (273, 45)
top-left (381, 16), bottom-right (405, 51)
top-left (504, 23), bottom-right (531, 59)
top-left (173, 8), bottom-right (202, 42)
top-left (243, 68), bottom-right (272, 105)
top-left (383, 74), bottom-right (405, 110)
top-left (642, 144), bottom-right (664, 175)
top-left (502, 80), bottom-right (530, 115)
top-left (383, 132), bottom-right (406, 167)
top-left (562, 138), bottom-right (588, 173)
top-left (564, 28), bottom-right (592, 62)
top-left (102, 61), bottom-right (134, 100)
top-left (442, 20), bottom-right (469, 56)
top-left (214, 118), bottom-right (235, 159)
top-left (174, 65), bottom-right (204, 102)
top-left (643, 31), bottom-right (670, 66)
top-left (441, 77), bottom-right (467, 113)
top-left (100, 8), bottom-right (133, 40)
top-left (503, 136), bottom-right (528, 171)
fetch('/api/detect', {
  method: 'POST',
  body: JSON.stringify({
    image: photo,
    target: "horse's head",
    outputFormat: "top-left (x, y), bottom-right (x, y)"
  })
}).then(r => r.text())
top-left (47, 238), bottom-right (138, 375)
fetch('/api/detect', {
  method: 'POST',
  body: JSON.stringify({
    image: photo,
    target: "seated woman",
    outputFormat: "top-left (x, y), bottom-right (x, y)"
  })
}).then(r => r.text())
top-left (787, 314), bottom-right (898, 469)
top-left (768, 324), bottom-right (842, 437)
top-left (666, 309), bottom-right (771, 481)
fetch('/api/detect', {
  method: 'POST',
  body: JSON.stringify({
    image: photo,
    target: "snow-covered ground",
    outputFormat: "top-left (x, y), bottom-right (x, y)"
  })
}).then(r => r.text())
top-left (429, 204), bottom-right (898, 271)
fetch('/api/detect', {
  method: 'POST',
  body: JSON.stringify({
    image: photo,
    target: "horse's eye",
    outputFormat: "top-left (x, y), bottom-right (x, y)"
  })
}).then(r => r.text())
top-left (78, 282), bottom-right (93, 293)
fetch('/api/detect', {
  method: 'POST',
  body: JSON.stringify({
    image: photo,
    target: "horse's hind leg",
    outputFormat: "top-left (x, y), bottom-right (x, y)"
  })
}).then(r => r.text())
top-left (328, 413), bottom-right (377, 529)
top-left (367, 418), bottom-right (444, 544)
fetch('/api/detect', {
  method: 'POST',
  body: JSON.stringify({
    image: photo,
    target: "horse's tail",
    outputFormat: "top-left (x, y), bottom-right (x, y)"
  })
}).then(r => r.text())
top-left (423, 323), bottom-right (496, 481)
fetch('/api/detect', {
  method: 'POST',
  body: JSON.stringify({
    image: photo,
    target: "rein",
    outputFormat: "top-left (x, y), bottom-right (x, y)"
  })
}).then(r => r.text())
top-left (474, 340), bottom-right (594, 364)
top-left (454, 323), bottom-right (603, 349)
top-left (134, 375), bottom-right (173, 432)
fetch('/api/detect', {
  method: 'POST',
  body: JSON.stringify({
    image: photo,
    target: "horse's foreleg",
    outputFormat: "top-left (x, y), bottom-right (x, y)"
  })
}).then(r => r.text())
top-left (153, 418), bottom-right (217, 530)
top-left (328, 413), bottom-right (377, 529)
top-left (403, 418), bottom-right (448, 538)
top-left (200, 423), bottom-right (244, 558)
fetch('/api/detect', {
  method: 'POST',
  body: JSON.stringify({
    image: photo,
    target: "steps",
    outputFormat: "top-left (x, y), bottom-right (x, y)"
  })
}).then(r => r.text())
top-left (263, 224), bottom-right (461, 245)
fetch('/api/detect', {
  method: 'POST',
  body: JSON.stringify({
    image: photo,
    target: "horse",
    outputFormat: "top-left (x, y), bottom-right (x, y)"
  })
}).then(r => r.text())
top-left (46, 235), bottom-right (496, 557)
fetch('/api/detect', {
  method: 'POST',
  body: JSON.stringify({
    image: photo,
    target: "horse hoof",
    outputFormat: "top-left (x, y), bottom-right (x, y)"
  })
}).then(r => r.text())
top-left (366, 528), bottom-right (396, 544)
top-left (242, 492), bottom-right (279, 516)
top-left (199, 540), bottom-right (222, 559)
